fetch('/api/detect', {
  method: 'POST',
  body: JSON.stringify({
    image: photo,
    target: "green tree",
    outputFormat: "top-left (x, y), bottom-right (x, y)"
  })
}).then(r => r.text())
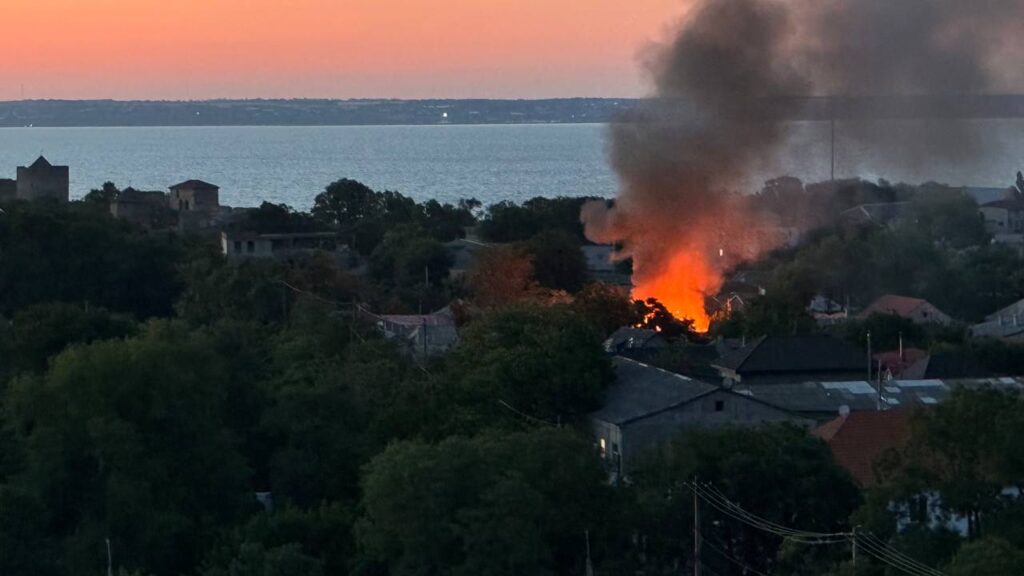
top-left (9, 302), bottom-right (137, 373)
top-left (311, 179), bottom-right (380, 229)
top-left (524, 230), bottom-right (588, 293)
top-left (629, 425), bottom-right (861, 576)
top-left (571, 282), bottom-right (641, 336)
top-left (355, 429), bottom-right (610, 576)
top-left (4, 322), bottom-right (251, 576)
top-left (893, 388), bottom-right (1024, 539)
top-left (841, 313), bottom-right (925, 352)
top-left (0, 202), bottom-right (182, 318)
top-left (442, 306), bottom-right (612, 431)
top-left (82, 181), bottom-right (121, 206)
top-left (946, 538), bottom-right (1024, 576)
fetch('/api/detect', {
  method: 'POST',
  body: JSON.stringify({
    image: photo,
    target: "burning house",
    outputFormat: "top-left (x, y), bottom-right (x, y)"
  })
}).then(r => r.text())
top-left (580, 0), bottom-right (1018, 330)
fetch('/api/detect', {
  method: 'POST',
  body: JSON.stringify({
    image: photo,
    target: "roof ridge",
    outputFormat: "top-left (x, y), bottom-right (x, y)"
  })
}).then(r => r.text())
top-left (615, 355), bottom-right (697, 383)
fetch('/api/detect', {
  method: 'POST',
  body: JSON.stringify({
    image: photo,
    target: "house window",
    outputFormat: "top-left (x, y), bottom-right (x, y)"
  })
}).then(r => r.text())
top-left (714, 400), bottom-right (725, 412)
top-left (233, 241), bottom-right (242, 253)
top-left (599, 438), bottom-right (607, 459)
top-left (246, 241), bottom-right (255, 253)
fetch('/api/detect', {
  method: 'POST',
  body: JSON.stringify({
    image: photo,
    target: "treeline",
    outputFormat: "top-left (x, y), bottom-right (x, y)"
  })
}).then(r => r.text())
top-left (3, 180), bottom-right (1024, 576)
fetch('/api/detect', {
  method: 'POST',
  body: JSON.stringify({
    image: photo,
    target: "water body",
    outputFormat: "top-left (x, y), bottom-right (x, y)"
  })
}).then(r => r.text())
top-left (0, 121), bottom-right (1021, 209)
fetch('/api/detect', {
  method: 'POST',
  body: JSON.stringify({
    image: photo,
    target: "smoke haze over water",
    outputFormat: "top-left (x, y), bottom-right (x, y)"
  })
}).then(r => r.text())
top-left (584, 0), bottom-right (1024, 326)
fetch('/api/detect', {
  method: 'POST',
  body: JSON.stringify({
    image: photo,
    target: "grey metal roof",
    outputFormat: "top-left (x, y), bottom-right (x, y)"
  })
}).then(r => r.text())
top-left (734, 378), bottom-right (1024, 415)
top-left (591, 357), bottom-right (717, 425)
top-left (971, 318), bottom-right (1024, 339)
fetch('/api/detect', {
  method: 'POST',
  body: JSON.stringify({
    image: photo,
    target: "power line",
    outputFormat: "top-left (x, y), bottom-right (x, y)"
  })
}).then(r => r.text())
top-left (701, 538), bottom-right (774, 576)
top-left (686, 482), bottom-right (849, 544)
top-left (685, 481), bottom-right (945, 576)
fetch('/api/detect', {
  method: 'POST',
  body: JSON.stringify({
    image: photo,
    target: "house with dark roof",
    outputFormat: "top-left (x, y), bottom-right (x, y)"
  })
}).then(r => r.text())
top-left (859, 294), bottom-right (953, 326)
top-left (590, 357), bottom-right (807, 478)
top-left (110, 188), bottom-right (173, 229)
top-left (901, 351), bottom-right (990, 380)
top-left (814, 410), bottom-right (913, 487)
top-left (712, 335), bottom-right (866, 386)
top-left (603, 327), bottom-right (668, 354)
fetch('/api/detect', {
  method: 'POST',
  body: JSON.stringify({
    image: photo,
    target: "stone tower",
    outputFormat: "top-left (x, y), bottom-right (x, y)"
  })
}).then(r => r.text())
top-left (16, 156), bottom-right (69, 202)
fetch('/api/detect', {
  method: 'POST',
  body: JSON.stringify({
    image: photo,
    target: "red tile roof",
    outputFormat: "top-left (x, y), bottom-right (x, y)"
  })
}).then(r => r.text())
top-left (814, 410), bottom-right (913, 488)
top-left (860, 294), bottom-right (948, 320)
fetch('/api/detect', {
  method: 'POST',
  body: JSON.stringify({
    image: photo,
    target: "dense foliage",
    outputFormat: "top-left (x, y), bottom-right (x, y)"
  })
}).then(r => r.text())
top-left (3, 174), bottom-right (1024, 576)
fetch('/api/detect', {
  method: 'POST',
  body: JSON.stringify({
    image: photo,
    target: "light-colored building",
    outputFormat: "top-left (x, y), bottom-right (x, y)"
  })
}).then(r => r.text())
top-left (16, 156), bottom-right (69, 202)
top-left (980, 199), bottom-right (1024, 235)
top-left (169, 179), bottom-right (220, 212)
top-left (971, 297), bottom-right (1024, 342)
top-left (221, 230), bottom-right (345, 260)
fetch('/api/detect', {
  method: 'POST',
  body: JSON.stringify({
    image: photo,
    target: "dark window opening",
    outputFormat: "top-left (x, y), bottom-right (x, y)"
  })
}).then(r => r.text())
top-left (714, 400), bottom-right (725, 412)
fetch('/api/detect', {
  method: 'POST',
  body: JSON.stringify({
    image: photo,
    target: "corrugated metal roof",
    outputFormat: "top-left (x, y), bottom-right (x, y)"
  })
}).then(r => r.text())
top-left (591, 357), bottom-right (717, 425)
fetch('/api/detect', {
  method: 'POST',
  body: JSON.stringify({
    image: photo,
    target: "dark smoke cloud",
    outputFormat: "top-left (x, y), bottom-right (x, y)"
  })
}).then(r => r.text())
top-left (585, 0), bottom-right (1024, 298)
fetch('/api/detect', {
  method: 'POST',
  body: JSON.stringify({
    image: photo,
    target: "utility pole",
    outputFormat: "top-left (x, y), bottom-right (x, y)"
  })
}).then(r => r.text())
top-left (851, 527), bottom-right (857, 568)
top-left (830, 96), bottom-right (836, 182)
top-left (694, 480), bottom-right (702, 576)
top-left (585, 530), bottom-right (594, 576)
top-left (106, 538), bottom-right (113, 576)
top-left (866, 331), bottom-right (872, 382)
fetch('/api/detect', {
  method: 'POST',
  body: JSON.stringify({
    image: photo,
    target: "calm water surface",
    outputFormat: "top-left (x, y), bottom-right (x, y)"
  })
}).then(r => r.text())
top-left (0, 121), bottom-right (1021, 208)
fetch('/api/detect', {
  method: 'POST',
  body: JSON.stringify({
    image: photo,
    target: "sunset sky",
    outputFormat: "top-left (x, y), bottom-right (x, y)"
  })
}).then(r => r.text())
top-left (1, 0), bottom-right (685, 100)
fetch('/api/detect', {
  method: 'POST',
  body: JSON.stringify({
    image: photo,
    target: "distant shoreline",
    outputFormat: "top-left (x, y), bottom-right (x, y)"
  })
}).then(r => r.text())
top-left (0, 98), bottom-right (638, 128)
top-left (3, 95), bottom-right (1024, 128)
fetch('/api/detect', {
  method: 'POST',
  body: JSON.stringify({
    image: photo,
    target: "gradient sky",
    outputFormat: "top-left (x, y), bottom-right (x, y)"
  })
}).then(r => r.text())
top-left (1, 0), bottom-right (686, 100)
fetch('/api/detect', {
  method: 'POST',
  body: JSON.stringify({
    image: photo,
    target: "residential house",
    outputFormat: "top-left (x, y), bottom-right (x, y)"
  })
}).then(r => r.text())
top-left (712, 335), bottom-right (867, 386)
top-left (808, 294), bottom-right (848, 325)
top-left (814, 410), bottom-right (913, 488)
top-left (874, 347), bottom-right (929, 380)
top-left (971, 297), bottom-right (1024, 342)
top-left (735, 377), bottom-right (1024, 424)
top-left (445, 237), bottom-right (489, 279)
top-left (859, 294), bottom-right (953, 326)
top-left (582, 244), bottom-right (632, 286)
top-left (365, 305), bottom-right (460, 358)
top-left (979, 198), bottom-right (1024, 236)
top-left (16, 156), bottom-right (69, 202)
top-left (110, 188), bottom-right (173, 229)
top-left (590, 357), bottom-right (808, 478)
top-left (603, 327), bottom-right (668, 354)
top-left (840, 202), bottom-right (910, 227)
top-left (221, 230), bottom-right (349, 263)
top-left (169, 179), bottom-right (220, 212)
top-left (901, 351), bottom-right (990, 380)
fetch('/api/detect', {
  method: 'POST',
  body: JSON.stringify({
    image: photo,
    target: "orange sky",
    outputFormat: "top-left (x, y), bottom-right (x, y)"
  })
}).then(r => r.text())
top-left (0, 0), bottom-right (685, 100)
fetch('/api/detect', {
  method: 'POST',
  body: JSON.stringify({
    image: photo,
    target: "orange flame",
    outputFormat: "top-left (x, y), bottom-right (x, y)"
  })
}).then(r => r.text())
top-left (632, 248), bottom-right (719, 332)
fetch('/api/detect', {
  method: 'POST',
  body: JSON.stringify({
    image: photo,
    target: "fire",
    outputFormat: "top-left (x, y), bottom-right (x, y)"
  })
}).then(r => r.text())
top-left (632, 248), bottom-right (720, 333)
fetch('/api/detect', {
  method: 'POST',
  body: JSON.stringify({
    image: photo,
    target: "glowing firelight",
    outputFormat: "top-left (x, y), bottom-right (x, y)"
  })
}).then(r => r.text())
top-left (631, 248), bottom-right (719, 332)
